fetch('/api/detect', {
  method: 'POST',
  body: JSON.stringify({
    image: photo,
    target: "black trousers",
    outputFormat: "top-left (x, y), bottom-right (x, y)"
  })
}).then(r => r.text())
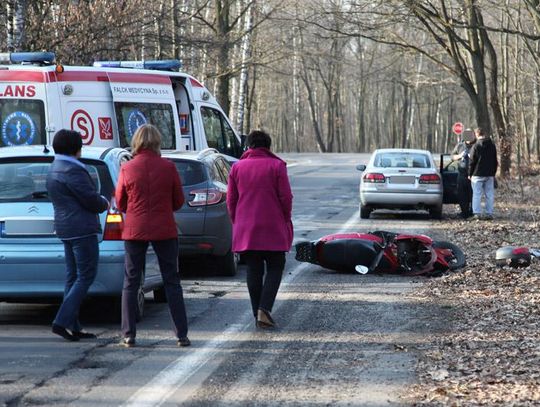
top-left (457, 172), bottom-right (473, 217)
top-left (243, 251), bottom-right (286, 318)
top-left (122, 239), bottom-right (188, 339)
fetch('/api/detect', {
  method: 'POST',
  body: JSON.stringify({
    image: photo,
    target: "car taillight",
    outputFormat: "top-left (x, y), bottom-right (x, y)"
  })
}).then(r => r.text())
top-left (363, 173), bottom-right (386, 183)
top-left (103, 211), bottom-right (124, 240)
top-left (419, 174), bottom-right (441, 184)
top-left (188, 188), bottom-right (224, 206)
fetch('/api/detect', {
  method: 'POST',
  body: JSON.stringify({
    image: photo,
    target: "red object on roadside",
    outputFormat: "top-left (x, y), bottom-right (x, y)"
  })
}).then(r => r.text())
top-left (452, 122), bottom-right (464, 135)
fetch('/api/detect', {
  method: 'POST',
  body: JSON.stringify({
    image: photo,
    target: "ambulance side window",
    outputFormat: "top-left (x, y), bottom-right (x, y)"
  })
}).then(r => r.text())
top-left (200, 107), bottom-right (241, 158)
top-left (114, 102), bottom-right (175, 149)
top-left (0, 100), bottom-right (46, 147)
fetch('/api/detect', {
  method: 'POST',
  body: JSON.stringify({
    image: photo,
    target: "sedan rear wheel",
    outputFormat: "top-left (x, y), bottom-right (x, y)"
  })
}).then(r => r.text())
top-left (360, 205), bottom-right (372, 219)
top-left (216, 250), bottom-right (237, 276)
top-left (429, 204), bottom-right (443, 220)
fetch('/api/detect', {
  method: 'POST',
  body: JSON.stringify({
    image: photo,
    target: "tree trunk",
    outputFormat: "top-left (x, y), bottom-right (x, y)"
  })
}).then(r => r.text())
top-left (236, 0), bottom-right (255, 134)
top-left (214, 0), bottom-right (232, 115)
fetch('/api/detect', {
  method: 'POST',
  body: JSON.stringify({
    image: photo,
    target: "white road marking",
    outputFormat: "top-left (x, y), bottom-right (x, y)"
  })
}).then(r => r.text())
top-left (123, 209), bottom-right (360, 407)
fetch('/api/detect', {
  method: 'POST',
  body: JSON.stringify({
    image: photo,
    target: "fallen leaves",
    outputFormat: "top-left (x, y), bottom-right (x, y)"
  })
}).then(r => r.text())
top-left (406, 170), bottom-right (540, 406)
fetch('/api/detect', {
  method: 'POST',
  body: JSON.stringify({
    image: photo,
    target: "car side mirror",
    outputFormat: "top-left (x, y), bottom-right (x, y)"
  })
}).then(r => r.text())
top-left (356, 164), bottom-right (366, 171)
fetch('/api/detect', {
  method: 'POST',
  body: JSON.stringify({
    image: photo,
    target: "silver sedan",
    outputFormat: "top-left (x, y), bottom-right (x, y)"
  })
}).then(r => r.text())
top-left (356, 148), bottom-right (443, 219)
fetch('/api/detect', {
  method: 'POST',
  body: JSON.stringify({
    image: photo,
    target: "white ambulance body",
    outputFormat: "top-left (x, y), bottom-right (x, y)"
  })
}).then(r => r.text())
top-left (0, 52), bottom-right (243, 158)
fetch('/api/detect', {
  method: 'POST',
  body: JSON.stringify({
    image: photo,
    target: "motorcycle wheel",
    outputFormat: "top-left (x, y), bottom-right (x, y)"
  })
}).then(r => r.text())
top-left (433, 241), bottom-right (466, 270)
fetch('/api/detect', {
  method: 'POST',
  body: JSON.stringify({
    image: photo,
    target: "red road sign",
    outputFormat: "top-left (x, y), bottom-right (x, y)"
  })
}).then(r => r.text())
top-left (452, 122), bottom-right (464, 135)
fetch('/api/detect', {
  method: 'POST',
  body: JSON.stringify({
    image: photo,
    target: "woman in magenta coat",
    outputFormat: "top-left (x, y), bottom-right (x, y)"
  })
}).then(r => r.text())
top-left (115, 124), bottom-right (190, 347)
top-left (227, 130), bottom-right (293, 328)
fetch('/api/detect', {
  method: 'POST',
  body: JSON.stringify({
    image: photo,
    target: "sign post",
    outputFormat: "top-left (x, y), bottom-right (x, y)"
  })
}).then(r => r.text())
top-left (452, 122), bottom-right (464, 135)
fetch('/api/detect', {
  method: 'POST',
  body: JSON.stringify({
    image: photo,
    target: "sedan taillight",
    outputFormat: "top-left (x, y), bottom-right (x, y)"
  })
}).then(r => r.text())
top-left (103, 212), bottom-right (124, 240)
top-left (363, 173), bottom-right (386, 183)
top-left (188, 188), bottom-right (224, 206)
top-left (419, 174), bottom-right (441, 184)
top-left (103, 198), bottom-right (124, 240)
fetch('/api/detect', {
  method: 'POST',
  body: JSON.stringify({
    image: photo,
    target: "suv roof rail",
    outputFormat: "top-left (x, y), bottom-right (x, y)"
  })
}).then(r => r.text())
top-left (92, 60), bottom-right (182, 72)
top-left (196, 148), bottom-right (219, 159)
top-left (0, 51), bottom-right (56, 65)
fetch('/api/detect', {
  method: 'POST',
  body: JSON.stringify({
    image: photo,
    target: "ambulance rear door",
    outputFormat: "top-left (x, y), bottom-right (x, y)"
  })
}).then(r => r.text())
top-left (107, 72), bottom-right (181, 150)
top-left (0, 70), bottom-right (49, 147)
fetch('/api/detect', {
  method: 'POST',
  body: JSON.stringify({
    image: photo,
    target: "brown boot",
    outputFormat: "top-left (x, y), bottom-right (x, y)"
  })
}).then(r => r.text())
top-left (256, 309), bottom-right (275, 329)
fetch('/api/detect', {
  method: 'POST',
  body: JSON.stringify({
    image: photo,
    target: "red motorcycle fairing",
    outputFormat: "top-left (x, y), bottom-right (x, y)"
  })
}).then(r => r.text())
top-left (320, 233), bottom-right (382, 243)
top-left (395, 234), bottom-right (433, 245)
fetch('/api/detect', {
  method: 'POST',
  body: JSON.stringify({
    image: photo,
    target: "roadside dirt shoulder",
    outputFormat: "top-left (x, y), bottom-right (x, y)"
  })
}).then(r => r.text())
top-left (408, 173), bottom-right (540, 405)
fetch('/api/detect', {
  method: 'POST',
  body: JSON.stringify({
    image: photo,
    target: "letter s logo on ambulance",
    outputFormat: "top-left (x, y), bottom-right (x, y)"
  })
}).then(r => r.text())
top-left (1, 111), bottom-right (36, 146)
top-left (70, 109), bottom-right (94, 145)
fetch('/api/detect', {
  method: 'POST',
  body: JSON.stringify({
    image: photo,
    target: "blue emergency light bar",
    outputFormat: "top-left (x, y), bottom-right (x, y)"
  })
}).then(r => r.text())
top-left (93, 60), bottom-right (182, 72)
top-left (0, 51), bottom-right (56, 65)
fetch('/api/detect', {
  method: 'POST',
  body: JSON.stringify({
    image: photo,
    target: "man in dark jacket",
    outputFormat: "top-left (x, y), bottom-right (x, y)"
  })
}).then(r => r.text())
top-left (46, 130), bottom-right (109, 341)
top-left (451, 129), bottom-right (475, 218)
top-left (468, 127), bottom-right (498, 220)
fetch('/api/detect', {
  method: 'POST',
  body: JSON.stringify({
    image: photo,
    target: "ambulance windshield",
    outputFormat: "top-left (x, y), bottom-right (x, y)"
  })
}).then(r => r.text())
top-left (0, 100), bottom-right (46, 147)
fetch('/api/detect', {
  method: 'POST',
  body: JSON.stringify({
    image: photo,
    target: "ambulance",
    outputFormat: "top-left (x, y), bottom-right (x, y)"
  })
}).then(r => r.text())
top-left (0, 52), bottom-right (243, 157)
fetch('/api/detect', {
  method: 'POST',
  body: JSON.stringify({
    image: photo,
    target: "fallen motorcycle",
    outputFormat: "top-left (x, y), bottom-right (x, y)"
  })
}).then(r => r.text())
top-left (295, 230), bottom-right (466, 276)
top-left (495, 246), bottom-right (540, 268)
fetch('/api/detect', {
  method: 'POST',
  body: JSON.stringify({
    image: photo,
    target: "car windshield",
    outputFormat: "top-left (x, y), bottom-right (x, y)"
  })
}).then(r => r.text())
top-left (374, 152), bottom-right (431, 168)
top-left (0, 157), bottom-right (113, 202)
top-left (171, 160), bottom-right (206, 186)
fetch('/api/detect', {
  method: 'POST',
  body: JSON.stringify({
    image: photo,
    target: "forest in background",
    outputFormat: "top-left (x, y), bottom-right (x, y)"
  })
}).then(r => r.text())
top-left (2, 0), bottom-right (540, 174)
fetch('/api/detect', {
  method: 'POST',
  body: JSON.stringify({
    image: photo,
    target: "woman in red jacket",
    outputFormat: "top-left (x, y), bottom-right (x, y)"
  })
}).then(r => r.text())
top-left (115, 124), bottom-right (190, 347)
top-left (227, 130), bottom-right (293, 328)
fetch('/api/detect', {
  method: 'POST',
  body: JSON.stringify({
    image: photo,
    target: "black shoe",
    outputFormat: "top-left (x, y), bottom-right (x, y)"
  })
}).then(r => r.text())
top-left (177, 337), bottom-right (191, 347)
top-left (256, 309), bottom-right (275, 329)
top-left (52, 324), bottom-right (79, 342)
top-left (72, 331), bottom-right (97, 339)
top-left (120, 337), bottom-right (135, 348)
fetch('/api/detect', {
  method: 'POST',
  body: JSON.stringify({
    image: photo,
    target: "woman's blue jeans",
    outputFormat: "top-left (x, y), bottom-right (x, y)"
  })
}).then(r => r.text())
top-left (54, 235), bottom-right (99, 331)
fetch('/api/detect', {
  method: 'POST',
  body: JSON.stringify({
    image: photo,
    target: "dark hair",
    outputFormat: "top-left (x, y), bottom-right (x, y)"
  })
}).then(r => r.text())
top-left (247, 130), bottom-right (271, 149)
top-left (475, 127), bottom-right (486, 136)
top-left (52, 129), bottom-right (83, 155)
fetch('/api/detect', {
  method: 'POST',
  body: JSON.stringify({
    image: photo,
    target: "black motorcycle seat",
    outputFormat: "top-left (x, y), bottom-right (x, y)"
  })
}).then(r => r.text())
top-left (320, 239), bottom-right (378, 270)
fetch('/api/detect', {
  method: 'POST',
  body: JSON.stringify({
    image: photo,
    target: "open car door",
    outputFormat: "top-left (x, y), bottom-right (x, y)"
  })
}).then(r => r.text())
top-left (440, 154), bottom-right (460, 204)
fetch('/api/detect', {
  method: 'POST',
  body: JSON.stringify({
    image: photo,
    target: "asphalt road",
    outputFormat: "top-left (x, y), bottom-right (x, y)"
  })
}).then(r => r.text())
top-left (0, 153), bottom-right (444, 406)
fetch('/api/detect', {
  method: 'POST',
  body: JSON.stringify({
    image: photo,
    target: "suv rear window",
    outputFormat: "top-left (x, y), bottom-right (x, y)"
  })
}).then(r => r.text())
top-left (171, 160), bottom-right (206, 186)
top-left (0, 157), bottom-right (114, 202)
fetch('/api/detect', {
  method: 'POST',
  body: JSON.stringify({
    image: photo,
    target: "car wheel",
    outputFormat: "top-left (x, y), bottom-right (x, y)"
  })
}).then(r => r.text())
top-left (216, 249), bottom-right (237, 276)
top-left (135, 272), bottom-right (145, 322)
top-left (429, 204), bottom-right (443, 219)
top-left (153, 287), bottom-right (167, 303)
top-left (360, 205), bottom-right (371, 219)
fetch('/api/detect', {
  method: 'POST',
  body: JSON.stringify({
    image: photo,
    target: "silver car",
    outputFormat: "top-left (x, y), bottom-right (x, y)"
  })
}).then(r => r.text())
top-left (356, 148), bottom-right (443, 219)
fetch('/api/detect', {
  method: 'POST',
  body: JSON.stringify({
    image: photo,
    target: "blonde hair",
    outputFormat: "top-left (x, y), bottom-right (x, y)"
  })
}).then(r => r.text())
top-left (131, 124), bottom-right (161, 155)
